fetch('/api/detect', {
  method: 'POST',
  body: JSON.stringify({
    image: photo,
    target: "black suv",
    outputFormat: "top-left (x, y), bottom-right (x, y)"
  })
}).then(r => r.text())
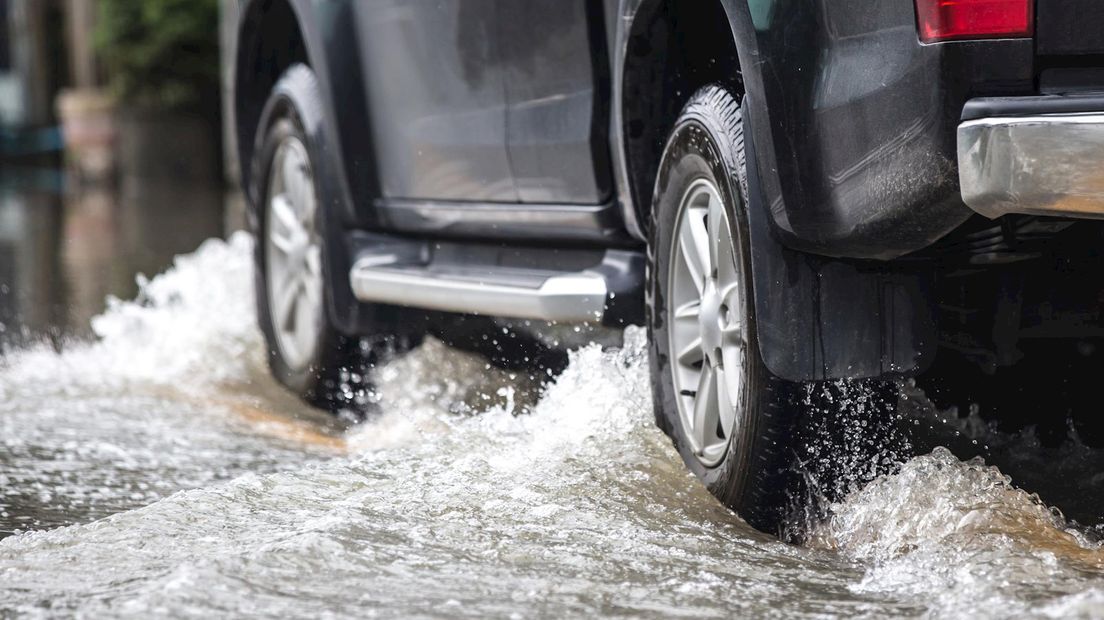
top-left (227, 0), bottom-right (1104, 532)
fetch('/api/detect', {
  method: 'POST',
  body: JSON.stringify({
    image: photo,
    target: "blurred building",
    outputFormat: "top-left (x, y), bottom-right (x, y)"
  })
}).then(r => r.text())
top-left (0, 0), bottom-right (227, 348)
top-left (220, 0), bottom-right (245, 230)
top-left (0, 0), bottom-right (66, 129)
top-left (0, 0), bottom-right (82, 345)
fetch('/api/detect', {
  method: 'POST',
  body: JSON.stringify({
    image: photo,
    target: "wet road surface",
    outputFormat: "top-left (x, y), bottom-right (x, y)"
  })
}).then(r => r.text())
top-left (0, 180), bottom-right (1103, 617)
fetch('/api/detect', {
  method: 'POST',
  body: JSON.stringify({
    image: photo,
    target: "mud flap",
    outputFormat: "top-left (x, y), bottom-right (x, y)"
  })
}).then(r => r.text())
top-left (742, 102), bottom-right (936, 382)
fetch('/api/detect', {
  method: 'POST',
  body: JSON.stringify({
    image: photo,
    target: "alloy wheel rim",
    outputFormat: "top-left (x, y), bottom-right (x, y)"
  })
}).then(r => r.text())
top-left (265, 136), bottom-right (323, 371)
top-left (667, 178), bottom-right (747, 467)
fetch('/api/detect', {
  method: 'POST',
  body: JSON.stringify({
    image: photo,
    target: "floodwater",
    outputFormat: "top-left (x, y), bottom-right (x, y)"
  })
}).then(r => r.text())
top-left (1, 180), bottom-right (1103, 617)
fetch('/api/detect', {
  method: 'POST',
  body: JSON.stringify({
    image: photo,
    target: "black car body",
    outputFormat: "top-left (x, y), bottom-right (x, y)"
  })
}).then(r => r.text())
top-left (225, 0), bottom-right (1104, 532)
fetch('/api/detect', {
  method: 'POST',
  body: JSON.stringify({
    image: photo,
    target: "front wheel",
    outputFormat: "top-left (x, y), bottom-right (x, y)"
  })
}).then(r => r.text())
top-left (251, 65), bottom-right (416, 411)
top-left (648, 85), bottom-right (798, 534)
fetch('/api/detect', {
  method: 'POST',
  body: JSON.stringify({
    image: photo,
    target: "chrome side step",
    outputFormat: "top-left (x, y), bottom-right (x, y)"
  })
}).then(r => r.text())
top-left (348, 243), bottom-right (642, 324)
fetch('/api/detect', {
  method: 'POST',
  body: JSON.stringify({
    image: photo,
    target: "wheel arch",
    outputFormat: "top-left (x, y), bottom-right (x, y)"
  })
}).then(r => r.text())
top-left (233, 0), bottom-right (378, 229)
top-left (237, 1), bottom-right (387, 336)
top-left (617, 0), bottom-right (758, 239)
top-left (234, 0), bottom-right (311, 206)
top-left (616, 0), bottom-right (938, 382)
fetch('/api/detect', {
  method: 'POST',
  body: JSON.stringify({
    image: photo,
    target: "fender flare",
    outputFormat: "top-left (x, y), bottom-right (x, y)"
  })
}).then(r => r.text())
top-left (613, 0), bottom-right (935, 380)
top-left (741, 100), bottom-right (937, 381)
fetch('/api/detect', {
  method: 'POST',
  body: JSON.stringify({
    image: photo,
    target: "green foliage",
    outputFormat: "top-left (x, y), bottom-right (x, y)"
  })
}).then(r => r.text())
top-left (94, 0), bottom-right (220, 110)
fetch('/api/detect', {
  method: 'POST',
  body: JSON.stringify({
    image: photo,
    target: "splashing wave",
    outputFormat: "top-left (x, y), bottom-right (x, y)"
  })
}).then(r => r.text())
top-left (0, 232), bottom-right (262, 397)
top-left (0, 234), bottom-right (1102, 617)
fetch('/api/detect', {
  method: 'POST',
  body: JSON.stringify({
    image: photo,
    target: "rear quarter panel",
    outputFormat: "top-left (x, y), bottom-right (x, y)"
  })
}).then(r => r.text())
top-left (726, 0), bottom-right (1034, 259)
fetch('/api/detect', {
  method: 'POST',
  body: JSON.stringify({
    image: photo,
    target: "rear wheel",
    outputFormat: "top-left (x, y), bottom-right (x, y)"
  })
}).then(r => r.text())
top-left (648, 85), bottom-right (798, 534)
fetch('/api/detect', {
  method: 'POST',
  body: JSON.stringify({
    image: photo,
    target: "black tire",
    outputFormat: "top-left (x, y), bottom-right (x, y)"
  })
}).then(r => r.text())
top-left (647, 85), bottom-right (798, 534)
top-left (250, 65), bottom-right (411, 411)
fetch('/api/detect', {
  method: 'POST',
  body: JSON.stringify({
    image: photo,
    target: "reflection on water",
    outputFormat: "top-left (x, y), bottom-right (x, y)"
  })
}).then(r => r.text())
top-left (0, 168), bottom-right (222, 348)
top-left (0, 169), bottom-right (65, 347)
top-left (0, 231), bottom-right (343, 537)
top-left (0, 184), bottom-right (1102, 617)
top-left (0, 169), bottom-right (248, 534)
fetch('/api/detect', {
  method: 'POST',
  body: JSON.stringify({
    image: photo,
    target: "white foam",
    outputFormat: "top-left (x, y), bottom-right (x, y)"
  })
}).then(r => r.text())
top-left (2, 232), bottom-right (1102, 617)
top-left (810, 447), bottom-right (1104, 617)
top-left (0, 232), bottom-right (263, 395)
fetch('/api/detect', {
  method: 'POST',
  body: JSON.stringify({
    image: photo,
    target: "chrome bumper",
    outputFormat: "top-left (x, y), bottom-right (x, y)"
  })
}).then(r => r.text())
top-left (958, 113), bottom-right (1104, 219)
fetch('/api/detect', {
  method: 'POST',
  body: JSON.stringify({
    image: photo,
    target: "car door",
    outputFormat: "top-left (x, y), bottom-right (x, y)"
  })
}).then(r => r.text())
top-left (355, 0), bottom-right (517, 202)
top-left (497, 0), bottom-right (613, 205)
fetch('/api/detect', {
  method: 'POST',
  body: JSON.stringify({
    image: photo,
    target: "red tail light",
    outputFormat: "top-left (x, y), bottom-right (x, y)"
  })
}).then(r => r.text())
top-left (916, 0), bottom-right (1034, 43)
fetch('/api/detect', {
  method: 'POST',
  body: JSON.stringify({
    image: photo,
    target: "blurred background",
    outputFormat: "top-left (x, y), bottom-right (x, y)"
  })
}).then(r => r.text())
top-left (0, 0), bottom-right (237, 351)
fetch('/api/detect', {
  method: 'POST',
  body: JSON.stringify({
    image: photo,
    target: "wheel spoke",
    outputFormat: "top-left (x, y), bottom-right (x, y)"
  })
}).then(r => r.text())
top-left (707, 195), bottom-right (724, 277)
top-left (719, 280), bottom-right (740, 310)
top-left (715, 364), bottom-right (737, 441)
top-left (271, 195), bottom-right (301, 242)
top-left (302, 275), bottom-right (322, 316)
top-left (721, 322), bottom-right (744, 348)
top-left (305, 245), bottom-right (322, 278)
top-left (673, 299), bottom-right (700, 321)
top-left (692, 365), bottom-right (719, 450)
top-left (282, 149), bottom-right (303, 209)
top-left (274, 273), bottom-right (301, 332)
top-left (270, 235), bottom-right (295, 257)
top-left (301, 248), bottom-right (323, 312)
top-left (288, 148), bottom-right (316, 226)
top-left (693, 208), bottom-right (714, 277)
top-left (678, 208), bottom-right (710, 291)
top-left (270, 230), bottom-right (296, 260)
top-left (717, 251), bottom-right (740, 299)
top-left (298, 171), bottom-right (316, 227)
top-left (677, 336), bottom-right (704, 367)
top-left (293, 288), bottom-right (315, 356)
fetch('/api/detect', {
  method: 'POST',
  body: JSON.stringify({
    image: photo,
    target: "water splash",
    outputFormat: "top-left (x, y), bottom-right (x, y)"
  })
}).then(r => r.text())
top-left (0, 233), bottom-right (330, 537)
top-left (1, 233), bottom-right (1103, 617)
top-left (0, 232), bottom-right (263, 397)
top-left (785, 379), bottom-right (912, 539)
top-left (810, 447), bottom-right (1104, 616)
top-left (898, 377), bottom-right (1104, 529)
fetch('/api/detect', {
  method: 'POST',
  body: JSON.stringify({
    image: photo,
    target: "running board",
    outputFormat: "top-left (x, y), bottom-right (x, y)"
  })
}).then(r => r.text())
top-left (347, 237), bottom-right (644, 324)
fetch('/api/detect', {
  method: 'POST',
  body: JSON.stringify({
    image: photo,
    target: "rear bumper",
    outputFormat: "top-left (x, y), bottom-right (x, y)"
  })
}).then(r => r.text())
top-left (958, 106), bottom-right (1104, 220)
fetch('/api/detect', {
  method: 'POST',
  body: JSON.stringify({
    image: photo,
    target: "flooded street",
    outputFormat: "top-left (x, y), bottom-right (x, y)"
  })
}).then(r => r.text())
top-left (0, 189), bottom-right (1102, 617)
